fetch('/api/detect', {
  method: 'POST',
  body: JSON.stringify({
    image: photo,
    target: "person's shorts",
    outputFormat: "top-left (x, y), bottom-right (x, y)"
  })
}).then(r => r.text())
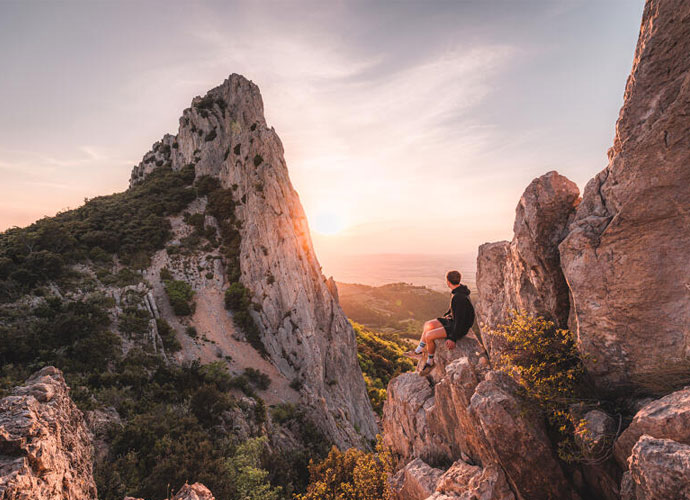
top-left (436, 317), bottom-right (453, 337)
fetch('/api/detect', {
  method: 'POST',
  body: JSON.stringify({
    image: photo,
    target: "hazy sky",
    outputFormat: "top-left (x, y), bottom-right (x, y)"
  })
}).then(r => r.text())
top-left (0, 0), bottom-right (644, 266)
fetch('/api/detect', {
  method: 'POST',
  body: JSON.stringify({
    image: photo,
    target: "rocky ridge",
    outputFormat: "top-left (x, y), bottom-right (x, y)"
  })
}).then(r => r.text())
top-left (129, 75), bottom-right (377, 447)
top-left (0, 367), bottom-right (97, 500)
top-left (384, 0), bottom-right (690, 498)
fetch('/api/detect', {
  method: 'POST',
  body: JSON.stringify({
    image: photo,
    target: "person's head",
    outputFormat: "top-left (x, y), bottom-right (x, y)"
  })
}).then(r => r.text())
top-left (446, 270), bottom-right (462, 288)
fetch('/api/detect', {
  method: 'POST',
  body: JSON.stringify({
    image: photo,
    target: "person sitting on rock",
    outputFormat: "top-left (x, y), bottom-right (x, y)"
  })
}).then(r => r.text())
top-left (404, 270), bottom-right (475, 376)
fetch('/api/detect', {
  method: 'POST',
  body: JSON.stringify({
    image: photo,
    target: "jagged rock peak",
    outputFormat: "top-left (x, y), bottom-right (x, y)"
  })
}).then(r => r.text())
top-left (559, 0), bottom-right (690, 392)
top-left (476, 170), bottom-right (579, 363)
top-left (127, 73), bottom-right (377, 448)
top-left (0, 366), bottom-right (97, 500)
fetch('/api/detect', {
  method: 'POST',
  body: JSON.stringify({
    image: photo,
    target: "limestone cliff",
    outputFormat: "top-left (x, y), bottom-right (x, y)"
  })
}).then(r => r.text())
top-left (129, 74), bottom-right (377, 447)
top-left (559, 0), bottom-right (690, 392)
top-left (0, 367), bottom-right (97, 500)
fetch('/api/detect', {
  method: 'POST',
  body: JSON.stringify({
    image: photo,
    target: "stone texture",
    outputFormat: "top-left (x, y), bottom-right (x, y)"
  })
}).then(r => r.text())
top-left (469, 371), bottom-right (577, 500)
top-left (476, 171), bottom-right (579, 363)
top-left (0, 366), bottom-right (97, 500)
top-left (383, 343), bottom-right (578, 500)
top-left (129, 74), bottom-right (377, 448)
top-left (614, 386), bottom-right (690, 469)
top-left (559, 0), bottom-right (690, 392)
top-left (124, 481), bottom-right (215, 500)
top-left (621, 435), bottom-right (690, 500)
top-left (429, 460), bottom-right (514, 500)
top-left (390, 458), bottom-right (443, 500)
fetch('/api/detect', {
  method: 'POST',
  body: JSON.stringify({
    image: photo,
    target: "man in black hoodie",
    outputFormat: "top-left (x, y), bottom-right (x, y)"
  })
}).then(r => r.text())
top-left (404, 270), bottom-right (475, 376)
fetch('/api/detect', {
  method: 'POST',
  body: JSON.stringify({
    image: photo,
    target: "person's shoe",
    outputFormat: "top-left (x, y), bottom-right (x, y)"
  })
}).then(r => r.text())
top-left (419, 361), bottom-right (434, 376)
top-left (403, 350), bottom-right (423, 361)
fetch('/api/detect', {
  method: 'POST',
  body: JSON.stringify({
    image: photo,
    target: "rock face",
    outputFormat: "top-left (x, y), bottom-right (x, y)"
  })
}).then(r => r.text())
top-left (620, 436), bottom-right (690, 500)
top-left (476, 171), bottom-right (579, 363)
top-left (124, 481), bottom-right (215, 500)
top-left (0, 367), bottom-right (97, 500)
top-left (130, 74), bottom-right (377, 447)
top-left (383, 340), bottom-right (577, 500)
top-left (559, 0), bottom-right (690, 391)
top-left (614, 386), bottom-right (690, 469)
top-left (390, 459), bottom-right (443, 500)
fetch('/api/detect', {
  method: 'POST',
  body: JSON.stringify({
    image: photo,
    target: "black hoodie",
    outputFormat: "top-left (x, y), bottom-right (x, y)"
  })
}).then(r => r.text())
top-left (442, 284), bottom-right (475, 342)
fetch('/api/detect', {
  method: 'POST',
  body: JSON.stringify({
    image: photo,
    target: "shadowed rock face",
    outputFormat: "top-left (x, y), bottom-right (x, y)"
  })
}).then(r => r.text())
top-left (614, 386), bottom-right (690, 469)
top-left (129, 74), bottom-right (377, 448)
top-left (382, 341), bottom-right (578, 500)
top-left (0, 367), bottom-right (97, 500)
top-left (559, 0), bottom-right (690, 392)
top-left (476, 171), bottom-right (579, 363)
top-left (620, 436), bottom-right (690, 500)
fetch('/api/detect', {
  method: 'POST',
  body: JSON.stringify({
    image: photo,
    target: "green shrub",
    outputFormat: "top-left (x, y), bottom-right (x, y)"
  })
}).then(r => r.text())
top-left (164, 280), bottom-right (194, 316)
top-left (118, 307), bottom-right (150, 336)
top-left (185, 326), bottom-right (198, 338)
top-left (156, 318), bottom-right (181, 352)
top-left (297, 438), bottom-right (393, 500)
top-left (353, 322), bottom-right (414, 415)
top-left (225, 282), bottom-right (250, 310)
top-left (204, 129), bottom-right (217, 142)
top-left (491, 311), bottom-right (589, 462)
top-left (253, 154), bottom-right (263, 167)
top-left (244, 367), bottom-right (271, 391)
top-left (195, 176), bottom-right (220, 197)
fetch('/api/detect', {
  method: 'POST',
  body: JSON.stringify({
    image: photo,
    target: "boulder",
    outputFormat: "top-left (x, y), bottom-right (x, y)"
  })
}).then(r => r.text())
top-left (123, 482), bottom-right (215, 500)
top-left (390, 458), bottom-right (443, 500)
top-left (476, 171), bottom-right (579, 364)
top-left (0, 366), bottom-right (97, 500)
top-left (559, 0), bottom-right (690, 392)
top-left (382, 373), bottom-right (447, 464)
top-left (614, 386), bottom-right (690, 468)
top-left (429, 461), bottom-right (514, 500)
top-left (469, 371), bottom-right (577, 500)
top-left (620, 435), bottom-right (690, 500)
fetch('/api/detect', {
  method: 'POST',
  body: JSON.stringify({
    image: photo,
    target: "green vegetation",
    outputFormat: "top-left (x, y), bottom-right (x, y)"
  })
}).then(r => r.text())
top-left (163, 279), bottom-right (195, 316)
top-left (491, 311), bottom-right (598, 463)
top-left (0, 164), bottom-right (196, 302)
top-left (296, 438), bottom-right (393, 500)
top-left (0, 154), bottom-right (334, 498)
top-left (253, 154), bottom-right (264, 166)
top-left (353, 322), bottom-right (414, 415)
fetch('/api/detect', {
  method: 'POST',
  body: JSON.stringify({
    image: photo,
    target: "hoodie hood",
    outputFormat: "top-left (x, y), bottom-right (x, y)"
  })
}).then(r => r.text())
top-left (452, 284), bottom-right (471, 296)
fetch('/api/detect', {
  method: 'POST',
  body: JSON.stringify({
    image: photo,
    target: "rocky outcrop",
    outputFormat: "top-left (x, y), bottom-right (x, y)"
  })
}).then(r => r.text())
top-left (124, 481), bottom-right (215, 500)
top-left (129, 74), bottom-right (377, 447)
top-left (614, 386), bottom-right (690, 469)
top-left (390, 459), bottom-right (443, 500)
top-left (0, 367), bottom-right (97, 500)
top-left (559, 0), bottom-right (690, 392)
top-left (620, 436), bottom-right (690, 500)
top-left (476, 171), bottom-right (579, 363)
top-left (391, 456), bottom-right (515, 500)
top-left (429, 460), bottom-right (514, 500)
top-left (383, 340), bottom-right (578, 500)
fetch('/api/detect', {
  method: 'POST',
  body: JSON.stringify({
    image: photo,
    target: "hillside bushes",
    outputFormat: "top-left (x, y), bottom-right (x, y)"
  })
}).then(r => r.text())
top-left (0, 165), bottom-right (196, 301)
top-left (491, 311), bottom-right (597, 462)
top-left (296, 439), bottom-right (393, 500)
top-left (353, 322), bottom-right (414, 414)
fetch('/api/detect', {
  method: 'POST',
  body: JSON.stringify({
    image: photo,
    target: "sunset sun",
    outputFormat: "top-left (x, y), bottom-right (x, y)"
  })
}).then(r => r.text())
top-left (312, 209), bottom-right (347, 235)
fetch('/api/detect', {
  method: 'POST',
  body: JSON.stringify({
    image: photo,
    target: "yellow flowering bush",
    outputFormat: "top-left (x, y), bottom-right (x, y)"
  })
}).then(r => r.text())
top-left (491, 311), bottom-right (592, 462)
top-left (296, 437), bottom-right (393, 500)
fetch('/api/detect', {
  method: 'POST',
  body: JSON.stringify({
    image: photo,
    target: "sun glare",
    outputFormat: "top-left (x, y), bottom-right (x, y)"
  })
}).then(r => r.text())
top-left (312, 210), bottom-right (347, 235)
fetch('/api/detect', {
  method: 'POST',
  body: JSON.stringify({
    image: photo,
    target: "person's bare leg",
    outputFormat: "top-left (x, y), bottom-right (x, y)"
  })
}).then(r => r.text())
top-left (424, 327), bottom-right (447, 364)
top-left (416, 320), bottom-right (443, 352)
